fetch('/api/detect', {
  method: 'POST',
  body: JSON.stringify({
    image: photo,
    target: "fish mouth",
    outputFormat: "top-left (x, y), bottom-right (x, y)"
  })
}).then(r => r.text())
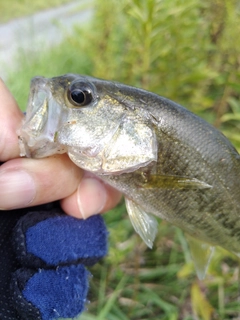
top-left (18, 76), bottom-right (66, 158)
top-left (18, 133), bottom-right (67, 158)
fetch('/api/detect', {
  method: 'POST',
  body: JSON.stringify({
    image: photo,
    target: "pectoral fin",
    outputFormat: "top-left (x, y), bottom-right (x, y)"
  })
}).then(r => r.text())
top-left (140, 174), bottom-right (212, 190)
top-left (186, 234), bottom-right (215, 280)
top-left (125, 198), bottom-right (158, 248)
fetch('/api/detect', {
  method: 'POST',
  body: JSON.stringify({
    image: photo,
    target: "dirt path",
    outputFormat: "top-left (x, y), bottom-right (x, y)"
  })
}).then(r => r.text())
top-left (0, 0), bottom-right (93, 80)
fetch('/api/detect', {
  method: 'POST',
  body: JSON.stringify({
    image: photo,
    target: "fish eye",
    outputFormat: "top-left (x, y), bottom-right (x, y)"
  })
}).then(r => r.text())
top-left (67, 82), bottom-right (94, 107)
top-left (69, 89), bottom-right (92, 106)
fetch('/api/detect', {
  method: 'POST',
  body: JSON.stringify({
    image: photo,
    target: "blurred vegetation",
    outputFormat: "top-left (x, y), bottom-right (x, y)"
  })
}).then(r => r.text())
top-left (0, 0), bottom-right (73, 23)
top-left (5, 0), bottom-right (240, 319)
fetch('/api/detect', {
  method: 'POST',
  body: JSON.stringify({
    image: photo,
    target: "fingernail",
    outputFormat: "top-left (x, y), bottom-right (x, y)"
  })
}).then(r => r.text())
top-left (0, 169), bottom-right (36, 209)
top-left (77, 178), bottom-right (107, 219)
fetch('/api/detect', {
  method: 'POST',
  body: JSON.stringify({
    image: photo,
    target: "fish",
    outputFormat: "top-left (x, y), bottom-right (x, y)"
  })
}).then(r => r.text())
top-left (18, 74), bottom-right (240, 280)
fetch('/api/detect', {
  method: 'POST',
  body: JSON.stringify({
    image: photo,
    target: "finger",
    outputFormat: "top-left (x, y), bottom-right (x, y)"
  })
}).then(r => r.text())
top-left (60, 176), bottom-right (122, 219)
top-left (0, 79), bottom-right (23, 161)
top-left (0, 155), bottom-right (122, 216)
top-left (0, 154), bottom-right (83, 210)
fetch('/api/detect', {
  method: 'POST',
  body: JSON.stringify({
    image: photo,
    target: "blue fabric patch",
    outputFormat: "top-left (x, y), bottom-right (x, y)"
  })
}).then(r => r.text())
top-left (23, 265), bottom-right (89, 320)
top-left (25, 215), bottom-right (108, 265)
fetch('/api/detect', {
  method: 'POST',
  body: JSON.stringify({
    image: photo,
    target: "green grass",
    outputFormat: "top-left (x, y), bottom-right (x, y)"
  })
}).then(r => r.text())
top-left (5, 0), bottom-right (240, 319)
top-left (0, 0), bottom-right (74, 23)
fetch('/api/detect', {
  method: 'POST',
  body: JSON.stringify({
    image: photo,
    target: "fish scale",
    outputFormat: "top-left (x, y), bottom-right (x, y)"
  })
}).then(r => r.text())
top-left (19, 74), bottom-right (240, 279)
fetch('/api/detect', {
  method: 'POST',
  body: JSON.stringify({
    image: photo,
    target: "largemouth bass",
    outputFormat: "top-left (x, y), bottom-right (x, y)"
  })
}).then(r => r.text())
top-left (19, 74), bottom-right (240, 279)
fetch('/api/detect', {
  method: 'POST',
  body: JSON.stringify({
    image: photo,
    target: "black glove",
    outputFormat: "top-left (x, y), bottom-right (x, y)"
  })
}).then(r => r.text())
top-left (0, 199), bottom-right (108, 320)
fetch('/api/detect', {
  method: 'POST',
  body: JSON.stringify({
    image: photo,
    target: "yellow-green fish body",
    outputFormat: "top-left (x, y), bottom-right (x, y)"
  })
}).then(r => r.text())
top-left (19, 74), bottom-right (240, 279)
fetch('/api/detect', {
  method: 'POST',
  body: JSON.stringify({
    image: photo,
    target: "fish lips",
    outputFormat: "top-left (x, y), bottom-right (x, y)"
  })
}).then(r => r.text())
top-left (18, 78), bottom-right (66, 158)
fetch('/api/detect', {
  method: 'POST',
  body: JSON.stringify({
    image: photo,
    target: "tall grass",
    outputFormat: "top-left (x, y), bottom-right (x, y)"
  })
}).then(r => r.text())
top-left (6, 0), bottom-right (240, 319)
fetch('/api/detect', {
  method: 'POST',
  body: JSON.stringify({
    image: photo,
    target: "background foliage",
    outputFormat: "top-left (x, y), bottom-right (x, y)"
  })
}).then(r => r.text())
top-left (0, 0), bottom-right (73, 23)
top-left (5, 0), bottom-right (240, 319)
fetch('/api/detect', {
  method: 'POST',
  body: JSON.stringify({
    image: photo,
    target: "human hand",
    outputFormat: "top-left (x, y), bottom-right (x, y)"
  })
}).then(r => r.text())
top-left (0, 78), bottom-right (122, 218)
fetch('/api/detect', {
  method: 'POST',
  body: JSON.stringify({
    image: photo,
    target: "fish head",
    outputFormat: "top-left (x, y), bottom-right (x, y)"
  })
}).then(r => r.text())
top-left (19, 74), bottom-right (157, 173)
